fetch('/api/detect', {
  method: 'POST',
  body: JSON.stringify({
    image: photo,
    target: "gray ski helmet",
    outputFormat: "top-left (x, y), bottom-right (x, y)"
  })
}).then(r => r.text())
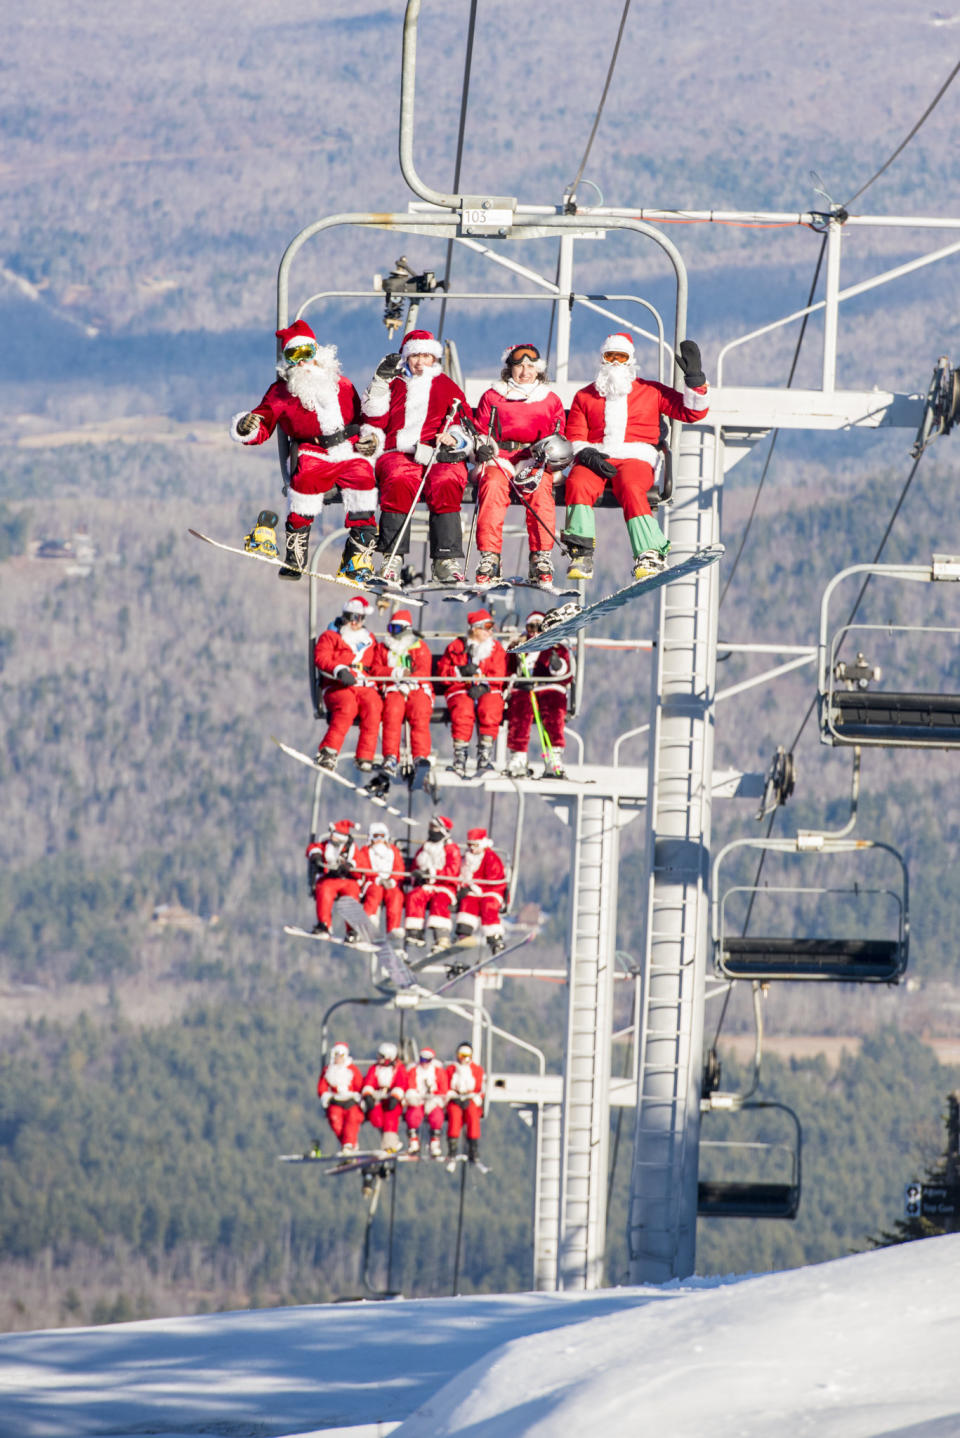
top-left (531, 433), bottom-right (574, 472)
top-left (378, 1040), bottom-right (398, 1062)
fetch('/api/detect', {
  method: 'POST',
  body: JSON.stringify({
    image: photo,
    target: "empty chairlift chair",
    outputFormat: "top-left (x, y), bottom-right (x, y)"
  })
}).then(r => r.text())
top-left (818, 556), bottom-right (960, 749)
top-left (697, 1098), bottom-right (802, 1220)
top-left (712, 834), bottom-right (909, 984)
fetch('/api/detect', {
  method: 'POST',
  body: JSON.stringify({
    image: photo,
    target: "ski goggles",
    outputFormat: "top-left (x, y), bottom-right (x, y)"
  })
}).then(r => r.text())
top-left (387, 621), bottom-right (411, 636)
top-left (507, 346), bottom-right (540, 365)
top-left (602, 350), bottom-right (632, 364)
top-left (283, 341), bottom-right (318, 363)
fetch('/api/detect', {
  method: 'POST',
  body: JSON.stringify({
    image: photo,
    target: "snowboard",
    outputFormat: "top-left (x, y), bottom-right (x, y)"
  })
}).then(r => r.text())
top-left (332, 894), bottom-right (417, 990)
top-left (273, 736), bottom-right (420, 827)
top-left (187, 528), bottom-right (425, 606)
top-left (281, 925), bottom-right (378, 954)
top-left (511, 545), bottom-right (725, 653)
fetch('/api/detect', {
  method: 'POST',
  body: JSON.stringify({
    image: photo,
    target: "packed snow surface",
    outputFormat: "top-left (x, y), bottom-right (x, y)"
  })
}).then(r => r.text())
top-left (1, 1237), bottom-right (959, 1437)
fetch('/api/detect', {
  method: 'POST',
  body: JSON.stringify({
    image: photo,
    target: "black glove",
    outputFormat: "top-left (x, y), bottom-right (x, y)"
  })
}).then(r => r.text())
top-left (236, 411), bottom-right (261, 436)
top-left (576, 447), bottom-right (616, 480)
top-left (474, 438), bottom-right (498, 463)
top-left (468, 682), bottom-right (488, 702)
top-left (434, 445), bottom-right (458, 464)
top-left (334, 665), bottom-right (357, 687)
top-left (362, 1094), bottom-right (375, 1113)
top-left (336, 859), bottom-right (353, 878)
top-left (410, 870), bottom-right (427, 887)
top-left (375, 353), bottom-right (404, 381)
top-left (548, 652), bottom-right (564, 674)
top-left (383, 1095), bottom-right (400, 1111)
top-left (460, 661), bottom-right (478, 677)
top-left (675, 340), bottom-right (706, 389)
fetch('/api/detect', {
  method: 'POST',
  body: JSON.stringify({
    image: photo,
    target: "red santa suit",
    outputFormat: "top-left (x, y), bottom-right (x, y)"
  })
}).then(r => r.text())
top-left (439, 623), bottom-right (508, 743)
top-left (314, 603), bottom-right (382, 763)
top-left (317, 1046), bottom-right (365, 1150)
top-left (362, 827), bottom-right (407, 936)
top-left (565, 334), bottom-right (708, 547)
top-left (361, 1055), bottom-right (409, 1140)
top-left (360, 329), bottom-right (471, 561)
top-left (455, 830), bottom-right (507, 942)
top-left (474, 374), bottom-right (565, 554)
top-left (405, 818), bottom-right (461, 938)
top-left (368, 616), bottom-right (434, 762)
top-left (306, 823), bottom-right (370, 928)
top-left (404, 1049), bottom-right (449, 1140)
top-left (446, 1054), bottom-right (485, 1143)
top-left (231, 322), bottom-right (376, 532)
top-left (507, 642), bottom-right (573, 756)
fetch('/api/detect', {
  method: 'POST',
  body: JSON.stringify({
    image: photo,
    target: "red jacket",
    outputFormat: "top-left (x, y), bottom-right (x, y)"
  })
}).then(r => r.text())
top-left (412, 837), bottom-right (461, 892)
top-left (238, 376), bottom-right (364, 465)
top-left (567, 377), bottom-right (709, 467)
top-left (439, 637), bottom-right (507, 703)
top-left (368, 635), bottom-right (434, 698)
top-left (404, 1058), bottom-right (449, 1108)
top-left (361, 1060), bottom-right (409, 1102)
top-left (314, 628), bottom-right (378, 694)
top-left (361, 368), bottom-right (470, 457)
top-left (306, 837), bottom-right (370, 881)
top-left (446, 1059), bottom-right (485, 1103)
top-left (364, 839), bottom-right (406, 894)
top-left (318, 1058), bottom-right (364, 1103)
top-left (459, 846), bottom-right (507, 901)
top-left (474, 382), bottom-right (566, 464)
top-left (508, 643), bottom-right (574, 702)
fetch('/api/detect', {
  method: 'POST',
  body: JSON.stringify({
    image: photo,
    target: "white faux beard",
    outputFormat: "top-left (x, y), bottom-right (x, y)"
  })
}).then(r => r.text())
top-left (282, 345), bottom-right (342, 411)
top-left (595, 360), bottom-right (637, 397)
top-left (467, 634), bottom-right (495, 662)
top-left (387, 630), bottom-right (416, 656)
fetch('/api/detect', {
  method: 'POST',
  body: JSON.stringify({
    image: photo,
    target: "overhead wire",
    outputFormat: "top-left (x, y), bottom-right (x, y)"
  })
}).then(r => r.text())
top-left (568, 0), bottom-right (633, 204)
top-left (844, 57), bottom-right (960, 209)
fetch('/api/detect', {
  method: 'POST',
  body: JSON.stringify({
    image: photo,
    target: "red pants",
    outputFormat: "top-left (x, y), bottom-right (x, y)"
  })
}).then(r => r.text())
top-left (447, 690), bottom-right (504, 742)
top-left (321, 686), bottom-right (383, 762)
top-left (367, 1097), bottom-right (402, 1136)
top-left (476, 459), bottom-right (554, 553)
top-left (289, 454), bottom-right (377, 527)
top-left (326, 1100), bottom-right (363, 1147)
top-left (457, 892), bottom-right (504, 936)
top-left (564, 458), bottom-right (656, 520)
top-left (316, 876), bottom-right (361, 926)
top-left (405, 884), bottom-right (455, 933)
top-left (447, 1097), bottom-right (482, 1140)
top-left (506, 688), bottom-right (566, 753)
top-left (364, 883), bottom-right (405, 932)
top-left (376, 452), bottom-right (468, 517)
top-left (381, 689), bottom-right (433, 760)
top-left (404, 1103), bottom-right (445, 1134)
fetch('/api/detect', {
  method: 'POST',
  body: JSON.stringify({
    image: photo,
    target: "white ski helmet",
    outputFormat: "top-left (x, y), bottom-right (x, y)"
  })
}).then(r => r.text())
top-left (530, 433), bottom-right (574, 473)
top-left (331, 1041), bottom-right (350, 1061)
top-left (456, 1041), bottom-right (473, 1061)
top-left (369, 821), bottom-right (390, 842)
top-left (377, 1040), bottom-right (398, 1062)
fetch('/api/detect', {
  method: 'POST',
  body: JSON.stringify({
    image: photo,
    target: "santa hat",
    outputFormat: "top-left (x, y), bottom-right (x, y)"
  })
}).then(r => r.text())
top-left (342, 594), bottom-right (371, 617)
top-left (526, 611), bottom-right (546, 626)
top-left (401, 328), bottom-right (443, 360)
top-left (418, 1047), bottom-right (436, 1061)
top-left (431, 815), bottom-right (454, 834)
top-left (331, 1040), bottom-right (350, 1057)
top-left (501, 340), bottom-right (546, 372)
top-left (467, 608), bottom-right (494, 626)
top-left (330, 819), bottom-right (357, 836)
top-left (388, 609), bottom-right (413, 628)
top-left (276, 319), bottom-right (318, 351)
top-left (369, 821), bottom-right (390, 840)
top-left (466, 827), bottom-right (490, 845)
top-left (602, 332), bottom-right (635, 358)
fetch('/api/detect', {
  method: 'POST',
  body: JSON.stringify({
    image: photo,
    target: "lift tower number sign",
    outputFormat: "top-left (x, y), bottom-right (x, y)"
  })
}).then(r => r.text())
top-left (904, 1181), bottom-right (959, 1219)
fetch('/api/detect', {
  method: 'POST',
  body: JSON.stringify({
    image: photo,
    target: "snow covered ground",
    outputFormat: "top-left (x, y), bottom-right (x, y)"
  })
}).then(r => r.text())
top-left (1, 1237), bottom-right (959, 1438)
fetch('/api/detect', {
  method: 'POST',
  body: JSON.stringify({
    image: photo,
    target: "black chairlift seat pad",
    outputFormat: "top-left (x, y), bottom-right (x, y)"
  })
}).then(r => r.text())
top-left (697, 1180), bottom-right (799, 1220)
top-left (831, 690), bottom-right (960, 741)
top-left (721, 936), bottom-right (901, 981)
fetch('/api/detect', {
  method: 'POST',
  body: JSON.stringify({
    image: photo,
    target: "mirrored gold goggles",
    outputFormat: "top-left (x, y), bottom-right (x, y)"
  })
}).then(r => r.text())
top-left (509, 348), bottom-right (540, 364)
top-left (602, 350), bottom-right (631, 364)
top-left (284, 342), bottom-right (318, 363)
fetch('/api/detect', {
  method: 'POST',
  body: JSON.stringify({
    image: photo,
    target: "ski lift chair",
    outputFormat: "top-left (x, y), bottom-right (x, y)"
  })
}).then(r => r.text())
top-left (819, 557), bottom-right (960, 748)
top-left (712, 835), bottom-right (909, 983)
top-left (697, 1098), bottom-right (802, 1220)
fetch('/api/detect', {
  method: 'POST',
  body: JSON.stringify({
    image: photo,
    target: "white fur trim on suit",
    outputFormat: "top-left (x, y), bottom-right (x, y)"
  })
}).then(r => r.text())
top-left (341, 485), bottom-right (377, 516)
top-left (683, 383), bottom-right (710, 413)
top-left (457, 911), bottom-right (480, 931)
top-left (230, 411), bottom-right (260, 443)
top-left (396, 370), bottom-right (435, 453)
top-left (286, 489), bottom-right (328, 519)
top-left (490, 378), bottom-right (551, 401)
top-left (402, 334), bottom-right (444, 359)
top-left (299, 439), bottom-right (353, 464)
top-left (604, 441), bottom-right (660, 465)
top-left (361, 377), bottom-right (391, 418)
top-left (601, 392), bottom-right (628, 451)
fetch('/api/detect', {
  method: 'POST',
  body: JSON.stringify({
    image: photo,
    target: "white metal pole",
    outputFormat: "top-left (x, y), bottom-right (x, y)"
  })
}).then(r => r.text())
top-left (822, 217), bottom-right (843, 392)
top-left (555, 235), bottom-right (575, 385)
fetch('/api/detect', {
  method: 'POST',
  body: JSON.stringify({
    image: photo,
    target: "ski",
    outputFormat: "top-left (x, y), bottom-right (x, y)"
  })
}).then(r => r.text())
top-left (406, 927), bottom-right (536, 981)
top-left (445, 1154), bottom-right (491, 1174)
top-left (333, 894), bottom-right (417, 990)
top-left (323, 1149), bottom-right (419, 1175)
top-left (272, 736), bottom-right (420, 827)
top-left (281, 925), bottom-right (378, 953)
top-left (502, 576), bottom-right (580, 598)
top-left (511, 545), bottom-right (725, 652)
top-left (187, 529), bottom-right (425, 606)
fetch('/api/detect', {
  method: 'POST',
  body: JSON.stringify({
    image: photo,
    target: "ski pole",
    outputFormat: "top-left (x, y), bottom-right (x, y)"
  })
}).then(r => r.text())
top-left (523, 655), bottom-right (555, 769)
top-left (380, 401), bottom-right (463, 574)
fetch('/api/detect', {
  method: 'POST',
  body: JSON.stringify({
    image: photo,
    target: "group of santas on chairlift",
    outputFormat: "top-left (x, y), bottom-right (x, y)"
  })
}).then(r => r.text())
top-left (231, 323), bottom-right (709, 589)
top-left (314, 595), bottom-right (572, 784)
top-left (308, 814), bottom-right (508, 959)
top-left (317, 1035), bottom-right (486, 1166)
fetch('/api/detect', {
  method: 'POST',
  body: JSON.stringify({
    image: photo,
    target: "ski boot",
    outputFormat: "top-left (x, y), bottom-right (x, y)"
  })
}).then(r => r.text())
top-left (467, 1137), bottom-right (480, 1165)
top-left (566, 551), bottom-right (593, 581)
top-left (379, 553), bottom-right (404, 586)
top-left (367, 756), bottom-right (396, 798)
top-left (315, 747), bottom-right (338, 771)
top-left (546, 749), bottom-right (568, 780)
top-left (487, 933), bottom-right (505, 956)
top-left (337, 528), bottom-right (376, 582)
top-left (506, 750), bottom-right (531, 779)
top-left (312, 922), bottom-right (331, 937)
top-left (244, 509), bottom-right (279, 559)
top-left (449, 740), bottom-right (470, 779)
top-left (475, 736), bottom-right (496, 775)
top-left (381, 1131), bottom-right (401, 1154)
top-left (308, 1138), bottom-right (324, 1159)
top-left (454, 923), bottom-right (475, 945)
top-left (633, 549), bottom-right (668, 581)
top-left (340, 1142), bottom-right (358, 1157)
top-left (407, 1133), bottom-right (421, 1156)
top-left (528, 550), bottom-right (554, 587)
top-left (429, 1135), bottom-right (444, 1160)
top-left (474, 551), bottom-right (501, 587)
top-left (278, 521), bottom-right (309, 580)
top-left (404, 927), bottom-right (426, 948)
top-left (355, 758), bottom-right (374, 774)
top-left (446, 1136), bottom-right (460, 1170)
top-left (343, 928), bottom-right (359, 946)
top-left (432, 932), bottom-right (451, 952)
top-left (432, 556), bottom-right (465, 585)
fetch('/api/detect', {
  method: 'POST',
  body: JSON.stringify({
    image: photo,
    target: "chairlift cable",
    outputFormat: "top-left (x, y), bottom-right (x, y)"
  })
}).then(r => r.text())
top-left (436, 0), bottom-right (479, 342)
top-left (719, 236), bottom-right (827, 609)
top-left (844, 57), bottom-right (960, 210)
top-left (567, 0), bottom-right (634, 204)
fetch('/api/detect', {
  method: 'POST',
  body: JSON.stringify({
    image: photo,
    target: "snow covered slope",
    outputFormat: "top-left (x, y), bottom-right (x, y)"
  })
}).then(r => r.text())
top-left (2, 1237), bottom-right (960, 1438)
